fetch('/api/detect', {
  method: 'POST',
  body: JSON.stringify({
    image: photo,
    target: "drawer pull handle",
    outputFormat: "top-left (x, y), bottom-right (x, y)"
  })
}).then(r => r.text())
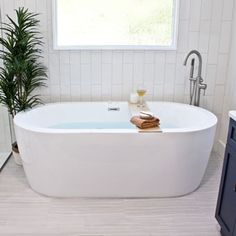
top-left (234, 184), bottom-right (236, 192)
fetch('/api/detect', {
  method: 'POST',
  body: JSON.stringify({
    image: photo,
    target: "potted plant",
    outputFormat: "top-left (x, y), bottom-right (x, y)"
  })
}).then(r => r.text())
top-left (0, 7), bottom-right (47, 165)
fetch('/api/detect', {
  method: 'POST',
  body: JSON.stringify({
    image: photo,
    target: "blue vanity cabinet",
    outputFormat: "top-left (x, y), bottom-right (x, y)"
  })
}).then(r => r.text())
top-left (216, 118), bottom-right (236, 236)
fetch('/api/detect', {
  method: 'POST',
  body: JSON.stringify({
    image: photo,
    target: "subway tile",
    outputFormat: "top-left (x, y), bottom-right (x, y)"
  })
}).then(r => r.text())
top-left (36, 0), bottom-right (47, 27)
top-left (175, 53), bottom-right (186, 85)
top-left (133, 60), bottom-right (144, 84)
top-left (174, 85), bottom-right (185, 103)
top-left (60, 95), bottom-right (71, 102)
top-left (211, 0), bottom-right (224, 33)
top-left (166, 52), bottom-right (176, 64)
top-left (222, 0), bottom-right (234, 21)
top-left (50, 85), bottom-right (61, 100)
top-left (101, 63), bottom-right (112, 98)
top-left (213, 85), bottom-right (225, 114)
top-left (123, 51), bottom-right (134, 64)
top-left (200, 0), bottom-right (212, 20)
top-left (144, 51), bottom-right (154, 64)
top-left (154, 53), bottom-right (166, 85)
top-left (189, 0), bottom-right (202, 31)
top-left (59, 52), bottom-right (71, 85)
top-left (70, 53), bottom-right (81, 65)
top-left (163, 64), bottom-right (175, 101)
top-left (102, 51), bottom-right (112, 64)
top-left (183, 67), bottom-right (192, 96)
top-left (49, 53), bottom-right (60, 85)
top-left (201, 95), bottom-right (214, 111)
top-left (50, 96), bottom-right (61, 103)
top-left (205, 65), bottom-right (217, 95)
top-left (219, 21), bottom-right (232, 54)
top-left (70, 64), bottom-right (81, 85)
top-left (199, 21), bottom-right (211, 53)
top-left (3, 0), bottom-right (15, 19)
top-left (91, 85), bottom-right (102, 101)
top-left (59, 63), bottom-right (70, 85)
top-left (188, 32), bottom-right (199, 51)
top-left (71, 85), bottom-right (81, 100)
top-left (70, 53), bottom-right (81, 85)
top-left (216, 54), bottom-right (228, 85)
top-left (133, 52), bottom-right (144, 64)
top-left (60, 85), bottom-right (71, 97)
top-left (91, 52), bottom-right (102, 85)
top-left (112, 66), bottom-right (123, 85)
top-left (80, 84), bottom-right (91, 101)
top-left (101, 84), bottom-right (112, 100)
top-left (123, 64), bottom-right (133, 92)
top-left (40, 86), bottom-right (50, 96)
top-left (177, 20), bottom-right (189, 53)
top-left (179, 0), bottom-right (191, 20)
top-left (111, 85), bottom-right (122, 100)
top-left (165, 64), bottom-right (176, 84)
top-left (112, 52), bottom-right (123, 84)
top-left (207, 33), bottom-right (220, 64)
top-left (101, 94), bottom-right (112, 101)
top-left (144, 64), bottom-right (154, 82)
top-left (81, 51), bottom-right (91, 64)
top-left (81, 64), bottom-right (91, 84)
top-left (24, 0), bottom-right (36, 11)
top-left (122, 64), bottom-right (133, 99)
top-left (200, 53), bottom-right (208, 79)
top-left (60, 52), bottom-right (70, 65)
top-left (15, 0), bottom-right (25, 7)
top-left (102, 64), bottom-right (112, 84)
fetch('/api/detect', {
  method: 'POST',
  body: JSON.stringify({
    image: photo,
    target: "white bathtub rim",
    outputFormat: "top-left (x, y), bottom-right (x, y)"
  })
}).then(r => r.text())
top-left (14, 101), bottom-right (218, 134)
top-left (14, 124), bottom-right (216, 135)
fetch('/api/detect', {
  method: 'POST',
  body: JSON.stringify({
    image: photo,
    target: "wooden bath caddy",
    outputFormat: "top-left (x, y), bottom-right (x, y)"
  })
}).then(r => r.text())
top-left (128, 102), bottom-right (162, 133)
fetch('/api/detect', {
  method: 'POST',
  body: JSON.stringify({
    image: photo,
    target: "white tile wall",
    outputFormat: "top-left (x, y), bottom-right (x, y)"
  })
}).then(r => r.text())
top-left (0, 105), bottom-right (11, 152)
top-left (0, 0), bottom-right (235, 154)
top-left (0, 2), bottom-right (11, 152)
top-left (219, 2), bottom-right (236, 156)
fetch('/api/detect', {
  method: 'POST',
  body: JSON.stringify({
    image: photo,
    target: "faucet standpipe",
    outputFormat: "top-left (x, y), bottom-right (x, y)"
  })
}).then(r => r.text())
top-left (183, 50), bottom-right (207, 107)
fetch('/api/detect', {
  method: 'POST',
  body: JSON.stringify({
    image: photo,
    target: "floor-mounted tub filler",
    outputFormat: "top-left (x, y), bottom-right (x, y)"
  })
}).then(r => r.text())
top-left (14, 102), bottom-right (217, 198)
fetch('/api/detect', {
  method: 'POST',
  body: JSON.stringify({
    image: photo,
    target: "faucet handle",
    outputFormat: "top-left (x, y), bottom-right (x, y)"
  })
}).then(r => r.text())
top-left (200, 83), bottom-right (207, 95)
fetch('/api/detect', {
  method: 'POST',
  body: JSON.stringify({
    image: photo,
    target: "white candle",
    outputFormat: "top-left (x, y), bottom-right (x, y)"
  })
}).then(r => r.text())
top-left (130, 93), bottom-right (139, 104)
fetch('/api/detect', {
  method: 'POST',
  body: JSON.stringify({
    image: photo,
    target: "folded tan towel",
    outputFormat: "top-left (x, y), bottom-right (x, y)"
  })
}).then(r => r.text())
top-left (130, 116), bottom-right (160, 129)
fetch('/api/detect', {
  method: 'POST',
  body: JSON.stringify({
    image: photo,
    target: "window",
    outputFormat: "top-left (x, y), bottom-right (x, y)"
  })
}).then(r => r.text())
top-left (53, 0), bottom-right (179, 50)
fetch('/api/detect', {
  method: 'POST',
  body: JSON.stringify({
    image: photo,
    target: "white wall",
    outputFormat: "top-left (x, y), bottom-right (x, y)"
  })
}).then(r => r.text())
top-left (0, 105), bottom-right (11, 152)
top-left (0, 4), bottom-right (11, 152)
top-left (218, 1), bottom-right (236, 156)
top-left (0, 0), bottom-right (235, 153)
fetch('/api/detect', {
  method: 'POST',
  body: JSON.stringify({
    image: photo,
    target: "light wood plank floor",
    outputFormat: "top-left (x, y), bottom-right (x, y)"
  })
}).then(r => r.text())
top-left (0, 153), bottom-right (223, 236)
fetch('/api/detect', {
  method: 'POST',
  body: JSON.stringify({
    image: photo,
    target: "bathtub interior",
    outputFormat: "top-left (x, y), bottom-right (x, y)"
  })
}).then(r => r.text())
top-left (147, 102), bottom-right (217, 131)
top-left (15, 102), bottom-right (132, 130)
top-left (14, 102), bottom-right (217, 132)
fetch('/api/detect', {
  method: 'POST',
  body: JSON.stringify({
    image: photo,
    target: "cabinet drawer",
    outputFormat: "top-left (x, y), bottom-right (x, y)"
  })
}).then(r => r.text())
top-left (216, 145), bottom-right (236, 236)
top-left (228, 119), bottom-right (236, 150)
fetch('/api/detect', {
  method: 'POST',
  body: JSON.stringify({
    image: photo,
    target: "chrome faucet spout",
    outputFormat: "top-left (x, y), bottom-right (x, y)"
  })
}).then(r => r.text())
top-left (183, 50), bottom-right (202, 77)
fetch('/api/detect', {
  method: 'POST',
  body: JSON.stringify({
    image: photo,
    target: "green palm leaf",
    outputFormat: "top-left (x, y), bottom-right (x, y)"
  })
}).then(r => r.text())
top-left (0, 7), bottom-right (47, 117)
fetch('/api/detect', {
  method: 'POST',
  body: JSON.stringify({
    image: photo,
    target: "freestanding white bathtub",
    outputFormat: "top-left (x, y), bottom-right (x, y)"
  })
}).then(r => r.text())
top-left (14, 102), bottom-right (217, 198)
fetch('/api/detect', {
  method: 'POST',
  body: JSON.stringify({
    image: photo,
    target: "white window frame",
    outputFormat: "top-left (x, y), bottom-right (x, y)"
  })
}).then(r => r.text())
top-left (52, 0), bottom-right (179, 50)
